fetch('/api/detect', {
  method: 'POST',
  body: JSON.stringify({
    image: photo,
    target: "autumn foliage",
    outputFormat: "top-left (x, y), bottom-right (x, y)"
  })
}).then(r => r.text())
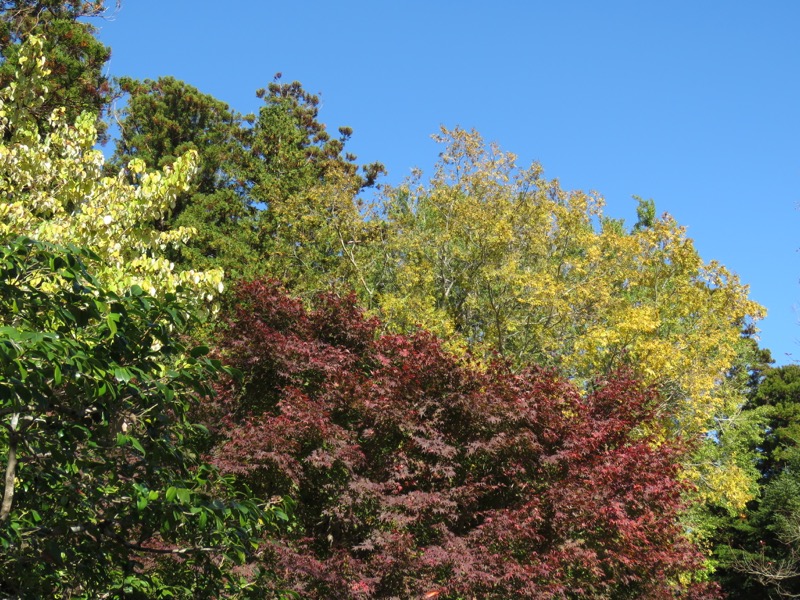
top-left (0, 11), bottom-right (780, 597)
top-left (206, 280), bottom-right (720, 599)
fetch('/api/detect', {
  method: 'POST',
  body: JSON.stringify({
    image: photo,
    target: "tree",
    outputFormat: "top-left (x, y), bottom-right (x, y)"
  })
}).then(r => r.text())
top-left (367, 127), bottom-right (764, 510)
top-left (110, 75), bottom-right (262, 281)
top-left (230, 77), bottom-right (385, 294)
top-left (111, 73), bottom-right (385, 286)
top-left (747, 364), bottom-right (800, 480)
top-left (0, 0), bottom-right (115, 141)
top-left (111, 76), bottom-right (241, 212)
top-left (204, 279), bottom-right (720, 599)
top-left (0, 36), bottom-right (224, 305)
top-left (0, 237), bottom-right (284, 598)
top-left (240, 76), bottom-right (384, 201)
top-left (712, 365), bottom-right (800, 599)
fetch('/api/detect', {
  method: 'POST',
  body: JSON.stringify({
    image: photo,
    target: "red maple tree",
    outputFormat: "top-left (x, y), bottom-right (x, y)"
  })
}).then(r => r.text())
top-left (206, 280), bottom-right (719, 599)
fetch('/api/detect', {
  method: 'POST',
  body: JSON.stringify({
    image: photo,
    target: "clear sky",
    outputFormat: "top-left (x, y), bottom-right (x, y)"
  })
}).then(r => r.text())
top-left (95, 1), bottom-right (800, 364)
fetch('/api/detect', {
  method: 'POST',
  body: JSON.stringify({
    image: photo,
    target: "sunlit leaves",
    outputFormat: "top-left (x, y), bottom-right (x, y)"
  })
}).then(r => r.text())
top-left (369, 127), bottom-right (764, 509)
top-left (0, 36), bottom-right (224, 308)
top-left (0, 0), bottom-right (113, 140)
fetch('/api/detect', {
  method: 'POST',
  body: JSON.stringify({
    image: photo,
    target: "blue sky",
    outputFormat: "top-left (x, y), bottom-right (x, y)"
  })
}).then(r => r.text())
top-left (95, 2), bottom-right (800, 364)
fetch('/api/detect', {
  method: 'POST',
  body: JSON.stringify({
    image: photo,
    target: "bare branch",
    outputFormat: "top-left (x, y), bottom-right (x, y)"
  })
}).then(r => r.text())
top-left (732, 549), bottom-right (800, 599)
top-left (106, 528), bottom-right (223, 556)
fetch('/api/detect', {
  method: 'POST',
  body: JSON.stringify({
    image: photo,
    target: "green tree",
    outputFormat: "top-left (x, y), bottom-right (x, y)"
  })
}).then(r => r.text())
top-left (110, 76), bottom-right (261, 280)
top-left (234, 76), bottom-right (385, 293)
top-left (111, 74), bottom-right (384, 285)
top-left (112, 76), bottom-right (241, 214)
top-left (240, 76), bottom-right (384, 203)
top-left (0, 0), bottom-right (114, 140)
top-left (749, 364), bottom-right (800, 479)
top-left (711, 364), bottom-right (800, 598)
top-left (0, 237), bottom-right (284, 598)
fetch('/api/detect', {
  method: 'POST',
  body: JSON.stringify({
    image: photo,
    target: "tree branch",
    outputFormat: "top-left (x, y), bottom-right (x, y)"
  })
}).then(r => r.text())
top-left (107, 528), bottom-right (223, 556)
top-left (1, 413), bottom-right (20, 521)
top-left (733, 550), bottom-right (800, 599)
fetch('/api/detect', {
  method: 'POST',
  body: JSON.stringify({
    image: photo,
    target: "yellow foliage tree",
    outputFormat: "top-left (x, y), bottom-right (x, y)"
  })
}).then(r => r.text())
top-left (372, 127), bottom-right (764, 509)
top-left (0, 36), bottom-right (223, 303)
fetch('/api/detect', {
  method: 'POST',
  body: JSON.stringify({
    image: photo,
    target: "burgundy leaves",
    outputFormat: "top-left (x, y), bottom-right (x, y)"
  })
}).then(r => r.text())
top-left (209, 280), bottom-right (719, 599)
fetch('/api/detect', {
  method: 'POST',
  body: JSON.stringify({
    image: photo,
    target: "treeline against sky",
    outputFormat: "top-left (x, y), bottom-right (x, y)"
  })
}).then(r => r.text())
top-left (0, 2), bottom-right (798, 598)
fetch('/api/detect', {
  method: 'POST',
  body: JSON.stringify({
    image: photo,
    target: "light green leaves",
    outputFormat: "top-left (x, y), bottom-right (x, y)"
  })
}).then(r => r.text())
top-left (0, 37), bottom-right (224, 310)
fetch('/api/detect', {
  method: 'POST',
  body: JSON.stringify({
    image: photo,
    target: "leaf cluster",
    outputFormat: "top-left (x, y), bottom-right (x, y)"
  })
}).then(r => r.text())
top-left (0, 35), bottom-right (225, 308)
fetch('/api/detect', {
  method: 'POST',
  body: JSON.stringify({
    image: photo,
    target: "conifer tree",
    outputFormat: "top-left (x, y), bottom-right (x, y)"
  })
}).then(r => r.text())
top-left (0, 0), bottom-right (114, 140)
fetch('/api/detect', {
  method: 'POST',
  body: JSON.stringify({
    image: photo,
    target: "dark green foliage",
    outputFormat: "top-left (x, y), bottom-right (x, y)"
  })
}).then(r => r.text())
top-left (112, 76), bottom-right (240, 208)
top-left (233, 77), bottom-right (386, 293)
top-left (111, 76), bottom-right (262, 281)
top-left (111, 74), bottom-right (384, 284)
top-left (242, 76), bottom-right (385, 203)
top-left (713, 364), bottom-right (800, 599)
top-left (0, 237), bottom-right (283, 598)
top-left (749, 364), bottom-right (800, 478)
top-left (0, 1), bottom-right (113, 140)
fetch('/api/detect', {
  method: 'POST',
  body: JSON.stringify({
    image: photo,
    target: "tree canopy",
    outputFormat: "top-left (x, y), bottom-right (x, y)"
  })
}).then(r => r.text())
top-left (0, 36), bottom-right (224, 305)
top-left (205, 280), bottom-right (720, 599)
top-left (364, 127), bottom-right (763, 511)
top-left (0, 0), bottom-right (114, 140)
top-left (111, 73), bottom-right (385, 285)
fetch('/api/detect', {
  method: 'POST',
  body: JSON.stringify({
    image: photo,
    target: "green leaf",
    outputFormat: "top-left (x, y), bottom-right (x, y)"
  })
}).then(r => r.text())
top-left (274, 509), bottom-right (289, 522)
top-left (176, 487), bottom-right (190, 504)
top-left (189, 345), bottom-right (209, 358)
top-left (0, 326), bottom-right (21, 341)
top-left (129, 437), bottom-right (145, 455)
top-left (165, 486), bottom-right (177, 502)
top-left (106, 312), bottom-right (119, 336)
top-left (14, 359), bottom-right (26, 381)
top-left (113, 367), bottom-right (132, 383)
